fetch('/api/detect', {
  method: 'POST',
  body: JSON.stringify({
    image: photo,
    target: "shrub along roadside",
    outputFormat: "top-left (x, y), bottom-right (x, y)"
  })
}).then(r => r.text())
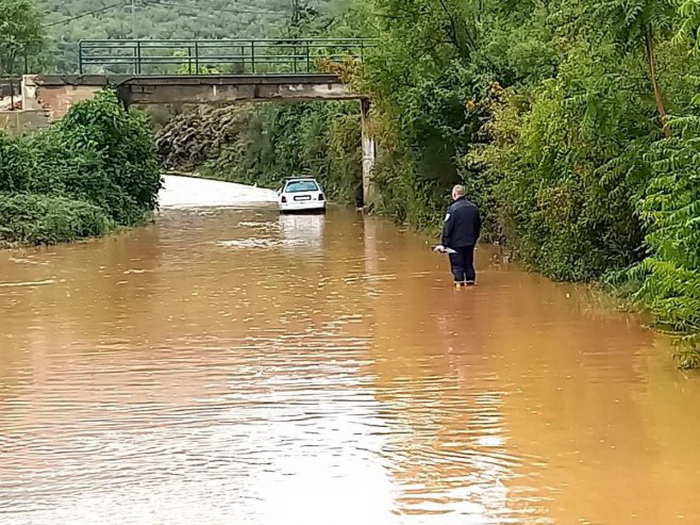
top-left (0, 194), bottom-right (112, 245)
top-left (0, 90), bottom-right (162, 247)
top-left (628, 120), bottom-right (700, 369)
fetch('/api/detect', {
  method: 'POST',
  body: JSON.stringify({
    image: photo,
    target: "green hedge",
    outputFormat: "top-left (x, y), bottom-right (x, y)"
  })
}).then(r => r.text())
top-left (0, 90), bottom-right (161, 246)
top-left (0, 193), bottom-right (113, 246)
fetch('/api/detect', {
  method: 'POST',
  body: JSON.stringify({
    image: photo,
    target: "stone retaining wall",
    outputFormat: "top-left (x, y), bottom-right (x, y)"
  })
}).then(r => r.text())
top-left (0, 110), bottom-right (49, 135)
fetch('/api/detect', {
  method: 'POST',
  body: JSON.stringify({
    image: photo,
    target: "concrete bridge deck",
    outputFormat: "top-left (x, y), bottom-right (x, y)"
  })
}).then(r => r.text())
top-left (23, 74), bottom-right (360, 117)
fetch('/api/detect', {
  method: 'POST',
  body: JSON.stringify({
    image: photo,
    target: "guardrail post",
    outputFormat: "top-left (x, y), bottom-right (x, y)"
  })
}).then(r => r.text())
top-left (194, 41), bottom-right (200, 74)
top-left (136, 41), bottom-right (142, 75)
top-left (79, 42), bottom-right (84, 74)
top-left (251, 41), bottom-right (256, 73)
top-left (306, 41), bottom-right (311, 73)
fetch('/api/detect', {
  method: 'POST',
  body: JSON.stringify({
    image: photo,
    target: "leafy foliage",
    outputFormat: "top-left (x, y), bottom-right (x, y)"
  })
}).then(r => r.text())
top-left (627, 117), bottom-right (700, 365)
top-left (676, 0), bottom-right (700, 52)
top-left (0, 91), bottom-right (161, 246)
top-left (0, 0), bottom-right (44, 75)
top-left (0, 193), bottom-right (112, 245)
top-left (468, 41), bottom-right (653, 282)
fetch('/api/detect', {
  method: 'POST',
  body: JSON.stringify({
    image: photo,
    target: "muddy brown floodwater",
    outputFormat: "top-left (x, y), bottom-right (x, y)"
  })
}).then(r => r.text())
top-left (1, 185), bottom-right (699, 524)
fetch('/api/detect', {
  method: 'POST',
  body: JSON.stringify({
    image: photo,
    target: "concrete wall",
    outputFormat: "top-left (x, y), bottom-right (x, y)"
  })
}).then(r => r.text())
top-left (0, 110), bottom-right (49, 135)
top-left (0, 77), bottom-right (20, 98)
top-left (360, 99), bottom-right (376, 209)
top-left (23, 76), bottom-right (102, 119)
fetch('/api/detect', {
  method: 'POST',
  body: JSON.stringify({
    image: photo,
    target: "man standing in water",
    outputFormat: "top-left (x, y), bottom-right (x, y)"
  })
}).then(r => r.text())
top-left (435, 185), bottom-right (482, 289)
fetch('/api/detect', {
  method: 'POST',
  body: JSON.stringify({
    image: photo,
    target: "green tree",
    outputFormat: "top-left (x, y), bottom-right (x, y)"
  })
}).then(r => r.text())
top-left (567, 0), bottom-right (676, 136)
top-left (0, 0), bottom-right (44, 77)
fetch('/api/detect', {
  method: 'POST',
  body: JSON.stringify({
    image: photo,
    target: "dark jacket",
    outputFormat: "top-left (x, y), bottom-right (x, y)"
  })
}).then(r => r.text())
top-left (441, 197), bottom-right (481, 248)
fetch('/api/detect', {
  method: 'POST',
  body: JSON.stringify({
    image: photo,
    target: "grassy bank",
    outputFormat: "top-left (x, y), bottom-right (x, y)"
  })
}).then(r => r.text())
top-left (0, 91), bottom-right (162, 247)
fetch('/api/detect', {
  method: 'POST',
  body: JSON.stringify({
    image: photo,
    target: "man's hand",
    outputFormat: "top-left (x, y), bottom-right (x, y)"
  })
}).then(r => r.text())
top-left (433, 245), bottom-right (447, 253)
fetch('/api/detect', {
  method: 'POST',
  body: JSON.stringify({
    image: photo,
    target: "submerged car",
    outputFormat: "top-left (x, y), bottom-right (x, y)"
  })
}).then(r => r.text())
top-left (277, 178), bottom-right (326, 213)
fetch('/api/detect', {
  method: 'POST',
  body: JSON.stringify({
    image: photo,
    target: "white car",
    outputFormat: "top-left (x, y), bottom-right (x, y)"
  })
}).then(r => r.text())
top-left (277, 178), bottom-right (327, 213)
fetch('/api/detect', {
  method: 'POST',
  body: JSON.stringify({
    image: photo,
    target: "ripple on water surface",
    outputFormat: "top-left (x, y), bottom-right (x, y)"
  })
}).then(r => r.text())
top-left (0, 203), bottom-right (698, 525)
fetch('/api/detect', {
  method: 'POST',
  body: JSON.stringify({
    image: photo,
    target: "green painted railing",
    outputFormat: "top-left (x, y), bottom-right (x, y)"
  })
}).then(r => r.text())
top-left (78, 38), bottom-right (373, 75)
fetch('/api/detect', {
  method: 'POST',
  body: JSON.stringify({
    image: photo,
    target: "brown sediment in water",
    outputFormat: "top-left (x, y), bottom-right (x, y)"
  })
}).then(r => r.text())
top-left (0, 202), bottom-right (698, 524)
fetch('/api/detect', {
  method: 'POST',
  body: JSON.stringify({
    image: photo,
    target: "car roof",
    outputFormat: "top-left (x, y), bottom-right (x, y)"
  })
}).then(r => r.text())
top-left (284, 177), bottom-right (318, 182)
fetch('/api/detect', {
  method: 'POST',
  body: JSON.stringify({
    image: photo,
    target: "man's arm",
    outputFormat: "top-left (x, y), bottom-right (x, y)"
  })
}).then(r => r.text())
top-left (475, 209), bottom-right (482, 241)
top-left (441, 209), bottom-right (454, 247)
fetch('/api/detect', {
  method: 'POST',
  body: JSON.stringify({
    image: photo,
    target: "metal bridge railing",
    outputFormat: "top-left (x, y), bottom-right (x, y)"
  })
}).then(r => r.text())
top-left (78, 38), bottom-right (373, 75)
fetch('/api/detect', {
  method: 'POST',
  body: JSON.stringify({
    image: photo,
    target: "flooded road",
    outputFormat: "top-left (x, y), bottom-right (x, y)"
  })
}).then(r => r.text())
top-left (1, 179), bottom-right (699, 524)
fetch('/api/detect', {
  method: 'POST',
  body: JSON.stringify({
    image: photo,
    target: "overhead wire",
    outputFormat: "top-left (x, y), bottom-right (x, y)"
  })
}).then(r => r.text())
top-left (146, 0), bottom-right (287, 17)
top-left (44, 2), bottom-right (127, 27)
top-left (45, 0), bottom-right (288, 29)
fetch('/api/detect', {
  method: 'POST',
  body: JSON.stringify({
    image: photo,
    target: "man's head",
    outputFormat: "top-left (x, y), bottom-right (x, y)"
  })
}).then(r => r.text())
top-left (452, 185), bottom-right (465, 201)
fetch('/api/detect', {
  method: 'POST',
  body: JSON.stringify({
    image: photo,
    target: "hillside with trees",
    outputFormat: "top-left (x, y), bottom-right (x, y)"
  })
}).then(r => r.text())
top-left (40, 0), bottom-right (340, 73)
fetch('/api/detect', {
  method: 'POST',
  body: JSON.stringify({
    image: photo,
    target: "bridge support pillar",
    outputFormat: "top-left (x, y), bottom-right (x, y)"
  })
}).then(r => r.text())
top-left (360, 98), bottom-right (376, 209)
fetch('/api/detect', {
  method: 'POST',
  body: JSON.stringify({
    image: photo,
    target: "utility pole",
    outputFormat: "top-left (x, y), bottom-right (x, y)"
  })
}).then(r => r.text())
top-left (290, 0), bottom-right (300, 30)
top-left (131, 0), bottom-right (136, 38)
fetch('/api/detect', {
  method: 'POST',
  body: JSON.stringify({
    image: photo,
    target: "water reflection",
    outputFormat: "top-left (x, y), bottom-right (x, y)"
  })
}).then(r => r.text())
top-left (278, 212), bottom-right (325, 251)
top-left (0, 204), bottom-right (699, 524)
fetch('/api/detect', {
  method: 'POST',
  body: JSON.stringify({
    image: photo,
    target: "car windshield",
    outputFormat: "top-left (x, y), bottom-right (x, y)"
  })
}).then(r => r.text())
top-left (285, 180), bottom-right (319, 193)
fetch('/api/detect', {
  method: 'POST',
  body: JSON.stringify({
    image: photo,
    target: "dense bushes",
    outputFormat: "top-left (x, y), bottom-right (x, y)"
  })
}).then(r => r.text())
top-left (468, 59), bottom-right (650, 282)
top-left (0, 194), bottom-right (112, 245)
top-left (0, 90), bottom-right (161, 246)
top-left (346, 0), bottom-right (700, 366)
top-left (629, 118), bottom-right (700, 368)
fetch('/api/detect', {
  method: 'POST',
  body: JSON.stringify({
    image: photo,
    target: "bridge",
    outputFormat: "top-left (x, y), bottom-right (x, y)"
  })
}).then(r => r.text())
top-left (20, 38), bottom-right (377, 204)
top-left (24, 38), bottom-right (372, 114)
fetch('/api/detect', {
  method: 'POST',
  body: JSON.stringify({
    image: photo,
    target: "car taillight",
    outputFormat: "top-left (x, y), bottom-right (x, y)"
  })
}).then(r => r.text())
top-left (318, 193), bottom-right (325, 201)
top-left (281, 196), bottom-right (287, 203)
